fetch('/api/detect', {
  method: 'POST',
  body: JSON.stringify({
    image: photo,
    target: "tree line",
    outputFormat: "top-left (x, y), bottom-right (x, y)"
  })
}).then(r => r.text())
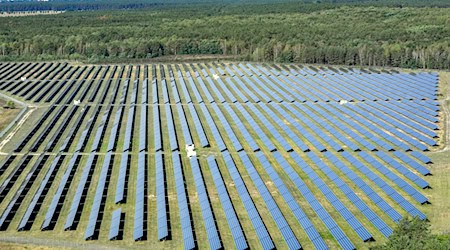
top-left (0, 3), bottom-right (448, 69)
top-left (0, 0), bottom-right (449, 12)
top-left (370, 217), bottom-right (450, 250)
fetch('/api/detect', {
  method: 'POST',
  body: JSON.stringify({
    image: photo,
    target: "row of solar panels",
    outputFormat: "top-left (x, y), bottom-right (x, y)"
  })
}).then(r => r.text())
top-left (135, 83), bottom-right (438, 158)
top-left (0, 63), bottom-right (69, 101)
top-left (0, 63), bottom-right (137, 106)
top-left (186, 96), bottom-right (362, 249)
top-left (248, 63), bottom-right (438, 95)
top-left (1, 94), bottom-right (434, 175)
top-left (83, 105), bottom-right (117, 239)
top-left (0, 61), bottom-right (438, 107)
top-left (0, 61), bottom-right (435, 88)
top-left (0, 63), bottom-right (439, 248)
top-left (329, 102), bottom-right (436, 151)
top-left (183, 82), bottom-right (432, 248)
top-left (44, 84), bottom-right (118, 234)
top-left (211, 63), bottom-right (440, 151)
top-left (11, 67), bottom-right (126, 154)
top-left (0, 140), bottom-right (432, 248)
top-left (114, 77), bottom-right (132, 204)
top-left (0, 102), bottom-right (101, 230)
top-left (0, 62), bottom-right (52, 82)
top-left (37, 64), bottom-right (438, 114)
top-left (0, 65), bottom-right (130, 233)
top-left (207, 63), bottom-right (438, 104)
top-left (258, 151), bottom-right (355, 249)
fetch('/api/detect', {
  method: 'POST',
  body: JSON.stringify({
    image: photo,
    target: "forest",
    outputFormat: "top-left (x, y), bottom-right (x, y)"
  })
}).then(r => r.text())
top-left (0, 0), bottom-right (449, 69)
top-left (1, 0), bottom-right (450, 12)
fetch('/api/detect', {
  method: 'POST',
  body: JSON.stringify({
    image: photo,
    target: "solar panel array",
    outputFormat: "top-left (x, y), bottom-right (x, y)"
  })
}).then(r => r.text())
top-left (0, 62), bottom-right (441, 249)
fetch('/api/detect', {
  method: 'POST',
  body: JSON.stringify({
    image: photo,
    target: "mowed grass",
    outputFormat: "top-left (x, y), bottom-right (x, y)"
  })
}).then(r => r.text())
top-left (422, 71), bottom-right (450, 234)
top-left (0, 62), bottom-right (449, 250)
top-left (0, 241), bottom-right (64, 250)
top-left (0, 100), bottom-right (21, 132)
top-left (423, 150), bottom-right (450, 234)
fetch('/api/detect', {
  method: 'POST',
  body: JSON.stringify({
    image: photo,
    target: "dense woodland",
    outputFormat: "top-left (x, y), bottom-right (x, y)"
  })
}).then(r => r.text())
top-left (0, 0), bottom-right (449, 69)
top-left (1, 0), bottom-right (450, 12)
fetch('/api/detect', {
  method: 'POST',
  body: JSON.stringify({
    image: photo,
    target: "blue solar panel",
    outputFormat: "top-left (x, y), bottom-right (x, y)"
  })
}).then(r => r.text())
top-left (204, 76), bottom-right (226, 103)
top-left (377, 101), bottom-right (438, 132)
top-left (185, 72), bottom-right (203, 103)
top-left (85, 152), bottom-right (113, 240)
top-left (141, 79), bottom-right (148, 104)
top-left (376, 151), bottom-right (429, 189)
top-left (207, 156), bottom-right (248, 250)
top-left (0, 62), bottom-right (441, 246)
top-left (109, 208), bottom-right (122, 240)
top-left (393, 151), bottom-right (430, 176)
top-left (41, 153), bottom-right (81, 230)
top-left (346, 152), bottom-right (427, 217)
top-left (153, 105), bottom-right (163, 151)
top-left (257, 104), bottom-right (309, 151)
top-left (193, 71), bottom-right (214, 103)
top-left (0, 155), bottom-right (33, 202)
top-left (363, 103), bottom-right (437, 146)
top-left (115, 152), bottom-right (129, 204)
top-left (10, 154), bottom-right (61, 231)
top-left (231, 64), bottom-right (245, 77)
top-left (130, 79), bottom-right (138, 105)
top-left (410, 151), bottom-right (432, 164)
top-left (155, 152), bottom-right (168, 240)
top-left (221, 151), bottom-right (274, 250)
top-left (213, 76), bottom-right (238, 103)
top-left (306, 151), bottom-right (393, 237)
top-left (241, 75), bottom-right (275, 103)
top-left (224, 77), bottom-right (249, 103)
top-left (186, 103), bottom-right (209, 147)
top-left (1, 155), bottom-right (48, 231)
top-left (161, 78), bottom-right (170, 104)
top-left (134, 152), bottom-right (146, 241)
top-left (224, 66), bottom-right (236, 77)
top-left (176, 103), bottom-right (193, 146)
top-left (170, 74), bottom-right (182, 104)
top-left (273, 151), bottom-right (366, 246)
top-left (176, 69), bottom-right (192, 103)
top-left (172, 152), bottom-right (195, 250)
top-left (238, 151), bottom-right (301, 250)
top-left (275, 74), bottom-right (309, 102)
top-left (324, 151), bottom-right (403, 222)
top-left (210, 103), bottom-right (243, 151)
top-left (139, 105), bottom-right (147, 152)
top-left (107, 107), bottom-right (124, 152)
top-left (288, 74), bottom-right (328, 101)
top-left (152, 79), bottom-right (158, 104)
top-left (232, 76), bottom-right (260, 103)
top-left (190, 157), bottom-right (222, 250)
top-left (222, 103), bottom-right (260, 152)
top-left (293, 103), bottom-right (344, 151)
top-left (246, 104), bottom-right (292, 152)
top-left (199, 103), bottom-right (226, 151)
top-left (64, 153), bottom-right (97, 230)
top-left (165, 104), bottom-right (179, 151)
top-left (271, 103), bottom-right (325, 151)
